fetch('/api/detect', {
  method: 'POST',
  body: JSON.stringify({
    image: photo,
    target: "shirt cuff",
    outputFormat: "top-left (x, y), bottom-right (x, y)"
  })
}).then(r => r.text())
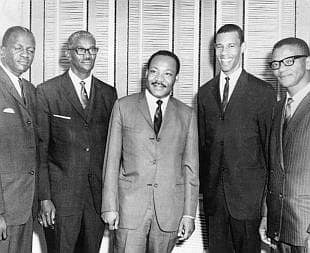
top-left (183, 215), bottom-right (195, 219)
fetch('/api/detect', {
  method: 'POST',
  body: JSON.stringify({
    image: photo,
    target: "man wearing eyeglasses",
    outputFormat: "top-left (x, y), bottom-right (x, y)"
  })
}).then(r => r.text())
top-left (36, 30), bottom-right (117, 253)
top-left (259, 37), bottom-right (310, 253)
top-left (198, 24), bottom-right (276, 253)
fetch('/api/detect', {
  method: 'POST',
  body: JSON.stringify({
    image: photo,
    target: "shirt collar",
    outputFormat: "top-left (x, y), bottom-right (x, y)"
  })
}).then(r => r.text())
top-left (286, 83), bottom-right (310, 105)
top-left (220, 67), bottom-right (242, 84)
top-left (0, 60), bottom-right (20, 83)
top-left (68, 68), bottom-right (92, 86)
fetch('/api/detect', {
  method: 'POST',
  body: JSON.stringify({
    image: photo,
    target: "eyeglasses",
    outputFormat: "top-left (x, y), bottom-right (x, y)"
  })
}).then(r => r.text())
top-left (69, 47), bottom-right (99, 55)
top-left (269, 55), bottom-right (308, 70)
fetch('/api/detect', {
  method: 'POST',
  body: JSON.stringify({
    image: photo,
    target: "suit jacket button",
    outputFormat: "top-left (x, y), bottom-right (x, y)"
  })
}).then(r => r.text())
top-left (279, 193), bottom-right (283, 199)
top-left (29, 170), bottom-right (34, 175)
top-left (154, 183), bottom-right (158, 188)
top-left (152, 160), bottom-right (156, 165)
top-left (27, 120), bottom-right (31, 125)
top-left (84, 123), bottom-right (88, 128)
top-left (85, 147), bottom-right (90, 152)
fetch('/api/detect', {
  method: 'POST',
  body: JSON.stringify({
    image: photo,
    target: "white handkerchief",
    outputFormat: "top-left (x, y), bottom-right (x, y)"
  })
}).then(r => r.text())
top-left (3, 108), bottom-right (15, 114)
top-left (53, 114), bottom-right (71, 120)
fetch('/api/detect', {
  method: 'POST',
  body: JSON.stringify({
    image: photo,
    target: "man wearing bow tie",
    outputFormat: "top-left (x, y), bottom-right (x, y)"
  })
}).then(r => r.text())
top-left (0, 26), bottom-right (37, 253)
top-left (101, 50), bottom-right (199, 253)
top-left (37, 30), bottom-right (117, 253)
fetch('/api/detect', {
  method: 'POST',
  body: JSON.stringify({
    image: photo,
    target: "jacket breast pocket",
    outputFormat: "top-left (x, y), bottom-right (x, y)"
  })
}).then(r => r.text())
top-left (50, 116), bottom-right (72, 142)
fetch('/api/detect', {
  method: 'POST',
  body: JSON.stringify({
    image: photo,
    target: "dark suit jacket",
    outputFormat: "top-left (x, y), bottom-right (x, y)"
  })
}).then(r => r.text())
top-left (37, 71), bottom-right (117, 215)
top-left (198, 70), bottom-right (276, 220)
top-left (267, 92), bottom-right (310, 246)
top-left (102, 92), bottom-right (199, 231)
top-left (0, 66), bottom-right (38, 225)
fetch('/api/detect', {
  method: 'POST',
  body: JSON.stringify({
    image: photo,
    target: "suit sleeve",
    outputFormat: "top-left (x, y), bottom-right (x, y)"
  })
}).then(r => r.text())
top-left (101, 100), bottom-right (122, 213)
top-left (36, 86), bottom-right (52, 201)
top-left (182, 109), bottom-right (199, 217)
top-left (197, 91), bottom-right (208, 195)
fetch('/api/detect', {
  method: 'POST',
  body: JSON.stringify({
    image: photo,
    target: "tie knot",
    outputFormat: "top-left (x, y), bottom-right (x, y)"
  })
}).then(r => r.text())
top-left (225, 76), bottom-right (230, 82)
top-left (80, 80), bottom-right (86, 87)
top-left (287, 97), bottom-right (293, 106)
top-left (156, 100), bottom-right (163, 106)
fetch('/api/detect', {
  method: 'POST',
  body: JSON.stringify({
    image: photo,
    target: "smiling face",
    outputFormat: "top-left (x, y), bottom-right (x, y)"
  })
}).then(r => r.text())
top-left (215, 31), bottom-right (244, 75)
top-left (0, 31), bottom-right (35, 77)
top-left (272, 44), bottom-right (310, 96)
top-left (146, 54), bottom-right (178, 99)
top-left (67, 35), bottom-right (97, 79)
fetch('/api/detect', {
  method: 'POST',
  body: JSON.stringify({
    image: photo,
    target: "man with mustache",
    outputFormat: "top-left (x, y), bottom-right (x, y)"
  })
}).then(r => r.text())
top-left (0, 26), bottom-right (37, 253)
top-left (101, 50), bottom-right (199, 253)
top-left (37, 30), bottom-right (117, 253)
top-left (197, 24), bottom-right (276, 253)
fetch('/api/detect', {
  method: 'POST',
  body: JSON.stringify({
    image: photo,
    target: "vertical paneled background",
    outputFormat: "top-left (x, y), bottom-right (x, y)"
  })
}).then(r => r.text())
top-left (1, 0), bottom-right (310, 252)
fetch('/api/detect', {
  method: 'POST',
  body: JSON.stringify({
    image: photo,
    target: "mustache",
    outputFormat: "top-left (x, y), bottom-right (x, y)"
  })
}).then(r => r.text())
top-left (151, 81), bottom-right (167, 87)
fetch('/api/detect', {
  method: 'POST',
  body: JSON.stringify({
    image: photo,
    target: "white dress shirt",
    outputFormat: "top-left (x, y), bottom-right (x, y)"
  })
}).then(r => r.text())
top-left (219, 67), bottom-right (242, 102)
top-left (68, 68), bottom-right (92, 104)
top-left (145, 89), bottom-right (169, 122)
top-left (0, 61), bottom-right (23, 97)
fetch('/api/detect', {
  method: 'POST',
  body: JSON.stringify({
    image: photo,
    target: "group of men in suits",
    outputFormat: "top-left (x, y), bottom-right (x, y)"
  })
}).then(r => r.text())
top-left (0, 22), bottom-right (310, 253)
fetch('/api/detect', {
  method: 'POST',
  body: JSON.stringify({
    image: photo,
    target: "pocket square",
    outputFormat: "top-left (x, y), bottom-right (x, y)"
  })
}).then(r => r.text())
top-left (53, 114), bottom-right (71, 120)
top-left (3, 108), bottom-right (15, 114)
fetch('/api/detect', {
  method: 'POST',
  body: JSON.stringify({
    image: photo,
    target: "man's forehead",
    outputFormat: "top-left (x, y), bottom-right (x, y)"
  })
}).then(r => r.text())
top-left (273, 45), bottom-right (300, 59)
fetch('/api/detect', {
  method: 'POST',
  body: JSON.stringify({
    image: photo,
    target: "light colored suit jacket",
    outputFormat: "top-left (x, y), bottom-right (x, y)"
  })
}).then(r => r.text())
top-left (102, 92), bottom-right (199, 232)
top-left (267, 91), bottom-right (310, 246)
top-left (0, 66), bottom-right (37, 225)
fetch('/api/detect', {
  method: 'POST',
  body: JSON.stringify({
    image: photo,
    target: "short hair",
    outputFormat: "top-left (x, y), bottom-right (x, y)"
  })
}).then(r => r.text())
top-left (147, 50), bottom-right (180, 75)
top-left (215, 24), bottom-right (244, 44)
top-left (2, 26), bottom-right (35, 47)
top-left (67, 30), bottom-right (96, 48)
top-left (272, 37), bottom-right (310, 56)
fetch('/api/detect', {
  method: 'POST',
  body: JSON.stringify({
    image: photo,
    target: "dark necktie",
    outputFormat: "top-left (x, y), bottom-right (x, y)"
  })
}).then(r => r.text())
top-left (154, 100), bottom-right (163, 136)
top-left (283, 97), bottom-right (293, 135)
top-left (222, 76), bottom-right (230, 112)
top-left (18, 78), bottom-right (26, 105)
top-left (80, 81), bottom-right (88, 109)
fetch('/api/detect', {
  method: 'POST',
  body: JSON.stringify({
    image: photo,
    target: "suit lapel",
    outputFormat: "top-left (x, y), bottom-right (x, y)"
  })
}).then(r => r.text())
top-left (61, 71), bottom-right (87, 121)
top-left (275, 99), bottom-right (286, 170)
top-left (137, 92), bottom-right (153, 130)
top-left (158, 97), bottom-right (177, 137)
top-left (283, 91), bottom-right (310, 148)
top-left (210, 75), bottom-right (222, 111)
top-left (0, 66), bottom-right (28, 110)
top-left (85, 77), bottom-right (108, 122)
top-left (224, 70), bottom-right (247, 115)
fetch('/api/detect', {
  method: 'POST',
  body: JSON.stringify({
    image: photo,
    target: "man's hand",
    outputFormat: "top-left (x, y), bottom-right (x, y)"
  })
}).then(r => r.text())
top-left (101, 211), bottom-right (119, 230)
top-left (0, 215), bottom-right (7, 240)
top-left (177, 216), bottom-right (195, 241)
top-left (38, 200), bottom-right (56, 228)
top-left (305, 234), bottom-right (310, 253)
top-left (259, 216), bottom-right (276, 249)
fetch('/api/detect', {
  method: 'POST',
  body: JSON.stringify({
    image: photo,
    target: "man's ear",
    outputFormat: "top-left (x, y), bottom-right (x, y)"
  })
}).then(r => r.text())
top-left (306, 56), bottom-right (310, 70)
top-left (65, 49), bottom-right (71, 60)
top-left (0, 46), bottom-right (6, 58)
top-left (241, 41), bottom-right (246, 54)
top-left (175, 74), bottom-right (179, 82)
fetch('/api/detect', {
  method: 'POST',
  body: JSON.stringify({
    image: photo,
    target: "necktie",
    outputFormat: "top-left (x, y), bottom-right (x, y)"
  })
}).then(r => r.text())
top-left (18, 78), bottom-right (26, 105)
top-left (222, 76), bottom-right (230, 112)
top-left (154, 100), bottom-right (163, 136)
top-left (80, 81), bottom-right (88, 109)
top-left (283, 97), bottom-right (293, 134)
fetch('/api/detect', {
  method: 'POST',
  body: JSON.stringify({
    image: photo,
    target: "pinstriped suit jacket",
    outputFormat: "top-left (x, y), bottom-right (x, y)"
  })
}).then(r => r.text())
top-left (267, 91), bottom-right (310, 246)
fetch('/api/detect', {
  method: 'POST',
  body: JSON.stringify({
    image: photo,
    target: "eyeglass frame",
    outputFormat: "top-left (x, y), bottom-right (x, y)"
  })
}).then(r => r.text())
top-left (269, 55), bottom-right (308, 70)
top-left (68, 47), bottom-right (99, 55)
